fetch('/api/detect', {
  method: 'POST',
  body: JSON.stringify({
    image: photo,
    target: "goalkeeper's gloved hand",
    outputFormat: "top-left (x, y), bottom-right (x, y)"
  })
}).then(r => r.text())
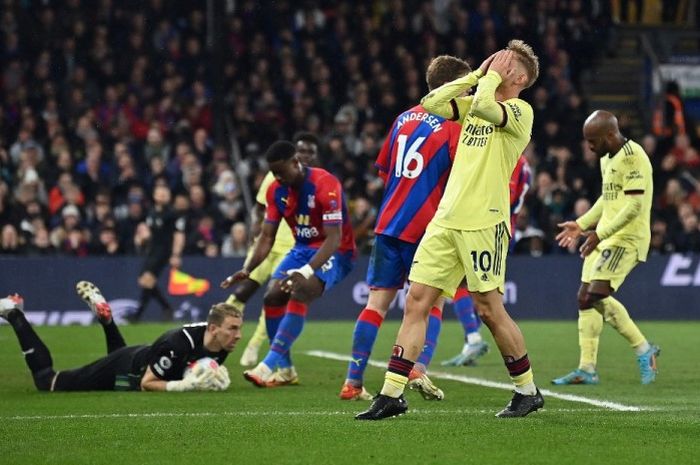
top-left (211, 365), bottom-right (231, 391)
top-left (166, 368), bottom-right (215, 392)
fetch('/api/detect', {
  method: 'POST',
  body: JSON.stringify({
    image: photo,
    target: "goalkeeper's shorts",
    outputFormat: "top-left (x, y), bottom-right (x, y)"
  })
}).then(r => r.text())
top-left (52, 345), bottom-right (148, 391)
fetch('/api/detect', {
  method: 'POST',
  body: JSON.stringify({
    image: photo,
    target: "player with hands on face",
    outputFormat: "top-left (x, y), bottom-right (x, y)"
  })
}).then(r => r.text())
top-left (357, 40), bottom-right (543, 420)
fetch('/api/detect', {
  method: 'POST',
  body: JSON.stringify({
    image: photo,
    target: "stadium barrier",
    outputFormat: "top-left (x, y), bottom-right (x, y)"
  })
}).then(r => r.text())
top-left (0, 254), bottom-right (698, 325)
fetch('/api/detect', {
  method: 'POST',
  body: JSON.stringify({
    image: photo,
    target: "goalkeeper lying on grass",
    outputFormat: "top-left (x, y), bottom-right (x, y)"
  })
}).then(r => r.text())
top-left (0, 281), bottom-right (240, 392)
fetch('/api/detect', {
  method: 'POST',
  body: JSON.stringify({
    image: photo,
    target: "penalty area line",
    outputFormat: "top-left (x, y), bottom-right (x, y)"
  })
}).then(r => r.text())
top-left (304, 350), bottom-right (649, 412)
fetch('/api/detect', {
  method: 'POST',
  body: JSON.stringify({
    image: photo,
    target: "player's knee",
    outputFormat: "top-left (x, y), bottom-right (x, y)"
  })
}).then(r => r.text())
top-left (578, 293), bottom-right (603, 310)
top-left (32, 368), bottom-right (56, 391)
top-left (404, 293), bottom-right (432, 320)
top-left (263, 289), bottom-right (287, 307)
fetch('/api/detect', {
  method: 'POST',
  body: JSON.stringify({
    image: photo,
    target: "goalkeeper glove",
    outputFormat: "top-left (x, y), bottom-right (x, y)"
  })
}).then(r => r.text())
top-left (166, 368), bottom-right (215, 392)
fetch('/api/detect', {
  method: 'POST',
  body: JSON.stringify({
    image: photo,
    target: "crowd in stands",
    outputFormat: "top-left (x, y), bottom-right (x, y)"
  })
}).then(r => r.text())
top-left (1, 0), bottom-right (699, 258)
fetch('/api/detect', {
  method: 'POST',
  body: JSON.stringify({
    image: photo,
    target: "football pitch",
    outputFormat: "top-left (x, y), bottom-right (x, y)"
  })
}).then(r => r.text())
top-left (1, 320), bottom-right (698, 465)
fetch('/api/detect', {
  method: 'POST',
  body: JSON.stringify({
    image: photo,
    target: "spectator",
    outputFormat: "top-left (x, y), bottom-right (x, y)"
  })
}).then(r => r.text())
top-left (221, 222), bottom-right (248, 258)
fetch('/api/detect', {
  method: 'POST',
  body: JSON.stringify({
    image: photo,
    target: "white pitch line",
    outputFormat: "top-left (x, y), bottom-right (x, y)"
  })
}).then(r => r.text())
top-left (304, 350), bottom-right (648, 412)
top-left (4, 407), bottom-right (624, 422)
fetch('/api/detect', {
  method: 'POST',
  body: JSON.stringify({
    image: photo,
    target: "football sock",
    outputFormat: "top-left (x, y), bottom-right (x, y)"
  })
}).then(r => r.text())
top-left (416, 307), bottom-right (442, 367)
top-left (505, 353), bottom-right (536, 395)
top-left (224, 294), bottom-right (246, 314)
top-left (101, 319), bottom-right (127, 354)
top-left (262, 300), bottom-right (307, 369)
top-left (380, 346), bottom-right (414, 398)
top-left (5, 310), bottom-right (54, 376)
top-left (264, 304), bottom-right (286, 342)
top-left (453, 287), bottom-right (479, 340)
top-left (577, 308), bottom-right (603, 373)
top-left (246, 310), bottom-right (269, 350)
top-left (596, 297), bottom-right (647, 350)
top-left (634, 341), bottom-right (651, 356)
top-left (345, 308), bottom-right (384, 387)
top-left (466, 331), bottom-right (483, 345)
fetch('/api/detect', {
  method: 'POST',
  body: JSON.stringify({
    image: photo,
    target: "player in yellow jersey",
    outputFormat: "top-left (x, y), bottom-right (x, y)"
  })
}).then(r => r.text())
top-left (226, 133), bottom-right (319, 368)
top-left (357, 41), bottom-right (544, 420)
top-left (553, 110), bottom-right (660, 385)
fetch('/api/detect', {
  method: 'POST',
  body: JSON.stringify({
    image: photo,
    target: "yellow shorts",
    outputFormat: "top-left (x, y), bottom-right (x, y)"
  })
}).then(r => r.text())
top-left (581, 240), bottom-right (639, 291)
top-left (248, 247), bottom-right (289, 285)
top-left (408, 222), bottom-right (509, 297)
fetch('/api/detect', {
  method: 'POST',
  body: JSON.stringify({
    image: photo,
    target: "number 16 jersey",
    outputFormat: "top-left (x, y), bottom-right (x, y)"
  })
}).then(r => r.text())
top-left (374, 104), bottom-right (462, 244)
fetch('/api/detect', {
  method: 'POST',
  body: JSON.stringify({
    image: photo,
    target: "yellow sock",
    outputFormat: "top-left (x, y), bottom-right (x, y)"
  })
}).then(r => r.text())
top-left (247, 311), bottom-right (268, 348)
top-left (225, 294), bottom-right (246, 314)
top-left (578, 309), bottom-right (603, 372)
top-left (380, 372), bottom-right (408, 398)
top-left (596, 297), bottom-right (646, 348)
top-left (511, 368), bottom-right (536, 395)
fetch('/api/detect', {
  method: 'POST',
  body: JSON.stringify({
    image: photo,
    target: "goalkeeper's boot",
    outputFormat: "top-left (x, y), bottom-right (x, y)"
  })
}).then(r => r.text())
top-left (239, 343), bottom-right (260, 367)
top-left (243, 362), bottom-right (273, 388)
top-left (265, 367), bottom-right (300, 387)
top-left (355, 394), bottom-right (408, 420)
top-left (0, 294), bottom-right (24, 319)
top-left (551, 368), bottom-right (600, 385)
top-left (407, 369), bottom-right (444, 400)
top-left (339, 383), bottom-right (373, 401)
top-left (76, 281), bottom-right (112, 324)
top-left (496, 389), bottom-right (544, 418)
top-left (441, 341), bottom-right (489, 366)
top-left (637, 344), bottom-right (660, 385)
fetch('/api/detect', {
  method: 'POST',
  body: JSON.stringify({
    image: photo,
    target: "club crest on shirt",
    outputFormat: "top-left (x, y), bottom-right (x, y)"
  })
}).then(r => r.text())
top-left (307, 195), bottom-right (315, 208)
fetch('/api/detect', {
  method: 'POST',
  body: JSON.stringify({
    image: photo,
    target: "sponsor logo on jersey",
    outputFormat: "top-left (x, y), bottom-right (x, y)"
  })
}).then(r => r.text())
top-left (506, 102), bottom-right (522, 121)
top-left (322, 211), bottom-right (342, 222)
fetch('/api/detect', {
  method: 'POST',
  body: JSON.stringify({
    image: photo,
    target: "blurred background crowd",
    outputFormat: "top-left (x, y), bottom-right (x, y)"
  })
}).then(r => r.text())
top-left (1, 0), bottom-right (699, 259)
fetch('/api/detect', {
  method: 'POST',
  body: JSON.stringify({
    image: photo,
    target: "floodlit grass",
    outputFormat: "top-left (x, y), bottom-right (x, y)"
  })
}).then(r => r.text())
top-left (1, 320), bottom-right (698, 465)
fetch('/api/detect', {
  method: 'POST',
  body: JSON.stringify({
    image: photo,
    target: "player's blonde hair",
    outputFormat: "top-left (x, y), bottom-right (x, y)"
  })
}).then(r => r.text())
top-left (506, 39), bottom-right (539, 89)
top-left (207, 303), bottom-right (242, 326)
top-left (426, 55), bottom-right (471, 91)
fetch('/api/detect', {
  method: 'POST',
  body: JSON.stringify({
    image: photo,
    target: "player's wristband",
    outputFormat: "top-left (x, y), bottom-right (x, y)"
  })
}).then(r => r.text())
top-left (298, 264), bottom-right (314, 279)
top-left (166, 380), bottom-right (186, 392)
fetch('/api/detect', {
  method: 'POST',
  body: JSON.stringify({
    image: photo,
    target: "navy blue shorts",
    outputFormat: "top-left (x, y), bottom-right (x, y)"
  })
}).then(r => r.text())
top-left (272, 245), bottom-right (355, 291)
top-left (366, 234), bottom-right (418, 289)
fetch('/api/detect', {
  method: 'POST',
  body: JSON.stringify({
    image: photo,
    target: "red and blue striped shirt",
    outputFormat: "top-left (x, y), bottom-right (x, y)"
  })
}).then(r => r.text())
top-left (265, 167), bottom-right (356, 254)
top-left (374, 105), bottom-right (462, 244)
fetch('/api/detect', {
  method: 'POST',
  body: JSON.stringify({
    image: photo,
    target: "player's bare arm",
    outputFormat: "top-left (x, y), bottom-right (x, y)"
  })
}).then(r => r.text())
top-left (140, 366), bottom-right (169, 391)
top-left (249, 202), bottom-right (266, 242)
top-left (280, 224), bottom-right (341, 293)
top-left (221, 220), bottom-right (278, 288)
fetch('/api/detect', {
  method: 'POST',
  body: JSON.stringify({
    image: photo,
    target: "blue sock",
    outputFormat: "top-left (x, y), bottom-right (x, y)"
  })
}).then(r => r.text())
top-left (417, 307), bottom-right (442, 367)
top-left (262, 300), bottom-right (307, 369)
top-left (453, 288), bottom-right (479, 339)
top-left (264, 305), bottom-right (285, 340)
top-left (345, 308), bottom-right (384, 386)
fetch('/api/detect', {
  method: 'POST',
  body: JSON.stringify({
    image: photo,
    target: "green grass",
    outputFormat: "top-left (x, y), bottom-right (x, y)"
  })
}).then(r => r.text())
top-left (1, 320), bottom-right (699, 465)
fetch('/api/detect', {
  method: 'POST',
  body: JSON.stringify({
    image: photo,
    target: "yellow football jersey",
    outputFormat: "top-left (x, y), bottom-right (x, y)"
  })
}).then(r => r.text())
top-left (597, 140), bottom-right (653, 261)
top-left (257, 171), bottom-right (295, 251)
top-left (433, 97), bottom-right (533, 233)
